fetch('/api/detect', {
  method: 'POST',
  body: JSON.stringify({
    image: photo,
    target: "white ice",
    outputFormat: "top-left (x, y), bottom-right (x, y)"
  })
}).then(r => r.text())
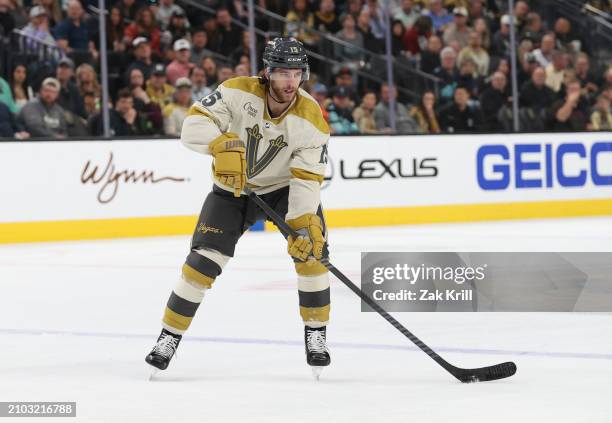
top-left (1, 217), bottom-right (611, 423)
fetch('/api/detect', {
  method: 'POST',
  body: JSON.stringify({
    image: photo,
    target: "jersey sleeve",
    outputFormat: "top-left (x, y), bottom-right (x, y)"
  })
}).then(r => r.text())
top-left (286, 128), bottom-right (329, 220)
top-left (180, 84), bottom-right (234, 155)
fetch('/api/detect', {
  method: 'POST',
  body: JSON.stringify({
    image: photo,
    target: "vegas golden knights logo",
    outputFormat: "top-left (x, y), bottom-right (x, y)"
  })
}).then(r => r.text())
top-left (245, 124), bottom-right (288, 178)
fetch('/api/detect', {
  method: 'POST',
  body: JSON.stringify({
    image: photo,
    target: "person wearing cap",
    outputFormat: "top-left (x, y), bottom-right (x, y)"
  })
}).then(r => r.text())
top-left (163, 77), bottom-right (193, 136)
top-left (125, 37), bottom-right (158, 82)
top-left (154, 0), bottom-right (186, 31)
top-left (56, 57), bottom-right (86, 119)
top-left (326, 86), bottom-right (359, 134)
top-left (491, 14), bottom-right (512, 58)
top-left (146, 63), bottom-right (175, 108)
top-left (166, 39), bottom-right (195, 86)
top-left (18, 77), bottom-right (68, 138)
top-left (443, 7), bottom-right (471, 49)
top-left (22, 5), bottom-right (57, 53)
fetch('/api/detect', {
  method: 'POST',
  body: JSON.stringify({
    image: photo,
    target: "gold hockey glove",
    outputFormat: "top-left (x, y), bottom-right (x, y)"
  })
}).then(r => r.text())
top-left (208, 132), bottom-right (247, 197)
top-left (286, 214), bottom-right (324, 261)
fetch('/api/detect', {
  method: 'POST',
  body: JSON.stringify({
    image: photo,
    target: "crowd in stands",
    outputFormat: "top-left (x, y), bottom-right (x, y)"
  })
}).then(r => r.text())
top-left (0, 0), bottom-right (611, 139)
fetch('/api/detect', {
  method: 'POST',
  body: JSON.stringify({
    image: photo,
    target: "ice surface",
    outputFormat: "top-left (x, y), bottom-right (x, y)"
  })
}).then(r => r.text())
top-left (1, 217), bottom-right (611, 422)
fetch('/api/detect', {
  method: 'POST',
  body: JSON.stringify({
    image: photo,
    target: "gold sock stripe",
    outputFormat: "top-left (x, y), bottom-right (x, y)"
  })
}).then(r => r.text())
top-left (295, 261), bottom-right (328, 276)
top-left (182, 263), bottom-right (215, 289)
top-left (163, 307), bottom-right (193, 331)
top-left (300, 304), bottom-right (330, 323)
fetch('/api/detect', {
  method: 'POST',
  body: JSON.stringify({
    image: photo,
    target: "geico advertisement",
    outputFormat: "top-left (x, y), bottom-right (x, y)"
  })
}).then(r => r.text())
top-left (0, 141), bottom-right (213, 222)
top-left (475, 133), bottom-right (612, 200)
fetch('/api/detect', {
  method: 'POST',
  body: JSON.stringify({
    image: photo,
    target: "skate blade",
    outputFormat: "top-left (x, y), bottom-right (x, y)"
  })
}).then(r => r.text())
top-left (311, 366), bottom-right (324, 381)
top-left (148, 366), bottom-right (160, 381)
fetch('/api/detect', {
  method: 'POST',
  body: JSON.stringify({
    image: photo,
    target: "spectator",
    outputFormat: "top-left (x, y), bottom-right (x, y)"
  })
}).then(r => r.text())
top-left (472, 17), bottom-right (490, 51)
top-left (285, 0), bottom-right (316, 46)
top-left (521, 12), bottom-right (545, 45)
top-left (391, 20), bottom-right (406, 56)
top-left (491, 14), bottom-right (511, 58)
top-left (374, 83), bottom-right (418, 134)
top-left (334, 14), bottom-right (365, 63)
top-left (22, 5), bottom-right (58, 56)
top-left (116, 0), bottom-right (139, 22)
top-left (409, 90), bottom-right (441, 134)
top-left (420, 35), bottom-right (442, 74)
top-left (0, 0), bottom-right (16, 38)
top-left (165, 9), bottom-right (191, 45)
top-left (438, 85), bottom-right (482, 133)
top-left (590, 94), bottom-right (612, 130)
top-left (548, 79), bottom-right (589, 131)
top-left (314, 0), bottom-right (341, 35)
top-left (310, 82), bottom-right (330, 122)
top-left (457, 57), bottom-right (483, 99)
top-left (458, 30), bottom-right (489, 77)
top-left (443, 7), bottom-right (471, 49)
top-left (356, 9), bottom-right (383, 52)
top-left (553, 17), bottom-right (582, 54)
top-left (363, 0), bottom-right (387, 40)
top-left (230, 31), bottom-right (259, 68)
top-left (202, 57), bottom-right (218, 88)
top-left (394, 0), bottom-right (420, 29)
top-left (53, 0), bottom-right (98, 60)
top-left (154, 0), bottom-right (185, 30)
top-left (163, 77), bottom-right (192, 136)
top-left (215, 8), bottom-right (241, 54)
top-left (234, 64), bottom-right (249, 77)
top-left (128, 67), bottom-right (163, 134)
top-left (532, 33), bottom-right (555, 68)
top-left (433, 46), bottom-right (459, 103)
top-left (190, 66), bottom-right (211, 102)
top-left (402, 15), bottom-right (432, 56)
top-left (89, 88), bottom-right (155, 136)
top-left (513, 0), bottom-right (530, 31)
top-left (0, 101), bottom-right (29, 139)
top-left (545, 50), bottom-right (568, 93)
top-left (575, 53), bottom-right (599, 96)
top-left (10, 63), bottom-right (33, 112)
top-left (56, 57), bottom-right (86, 119)
top-left (326, 86), bottom-right (359, 134)
top-left (124, 6), bottom-right (162, 55)
top-left (520, 66), bottom-right (556, 111)
top-left (36, 0), bottom-right (62, 28)
top-left (0, 76), bottom-right (17, 114)
top-left (146, 63), bottom-right (175, 108)
top-left (190, 28), bottom-right (215, 66)
top-left (166, 39), bottom-right (195, 86)
top-left (352, 90), bottom-right (380, 134)
top-left (76, 63), bottom-right (101, 99)
top-left (126, 37), bottom-right (156, 82)
top-left (422, 0), bottom-right (453, 33)
top-left (82, 91), bottom-right (98, 117)
top-left (332, 67), bottom-right (359, 104)
top-left (215, 65), bottom-right (234, 88)
top-left (346, 0), bottom-right (363, 20)
top-left (105, 6), bottom-right (126, 54)
top-left (19, 77), bottom-right (68, 138)
top-left (480, 71), bottom-right (509, 131)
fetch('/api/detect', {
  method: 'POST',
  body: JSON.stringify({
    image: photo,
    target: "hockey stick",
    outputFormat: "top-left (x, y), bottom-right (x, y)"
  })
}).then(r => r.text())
top-left (244, 187), bottom-right (517, 383)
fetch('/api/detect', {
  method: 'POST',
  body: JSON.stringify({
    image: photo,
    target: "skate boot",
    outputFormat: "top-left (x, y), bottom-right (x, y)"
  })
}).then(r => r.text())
top-left (145, 329), bottom-right (182, 372)
top-left (305, 326), bottom-right (330, 380)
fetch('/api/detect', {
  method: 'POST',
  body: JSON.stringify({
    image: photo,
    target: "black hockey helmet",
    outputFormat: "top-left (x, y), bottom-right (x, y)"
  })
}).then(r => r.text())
top-left (262, 37), bottom-right (310, 81)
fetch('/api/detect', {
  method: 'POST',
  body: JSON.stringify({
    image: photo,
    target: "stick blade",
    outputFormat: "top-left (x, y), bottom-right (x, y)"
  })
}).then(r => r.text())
top-left (454, 361), bottom-right (517, 383)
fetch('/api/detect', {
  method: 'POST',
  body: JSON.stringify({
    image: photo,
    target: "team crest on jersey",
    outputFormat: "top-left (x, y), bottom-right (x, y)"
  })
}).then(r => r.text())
top-left (245, 124), bottom-right (288, 178)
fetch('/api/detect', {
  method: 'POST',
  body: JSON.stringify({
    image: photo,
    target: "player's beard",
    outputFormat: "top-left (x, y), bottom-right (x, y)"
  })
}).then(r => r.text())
top-left (269, 82), bottom-right (297, 104)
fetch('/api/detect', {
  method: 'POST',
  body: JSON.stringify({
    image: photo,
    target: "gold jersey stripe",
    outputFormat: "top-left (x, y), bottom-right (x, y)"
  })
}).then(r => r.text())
top-left (290, 167), bottom-right (324, 183)
top-left (300, 304), bottom-right (330, 323)
top-left (187, 105), bottom-right (215, 118)
top-left (289, 93), bottom-right (330, 135)
top-left (222, 76), bottom-right (265, 99)
top-left (295, 260), bottom-right (328, 276)
top-left (182, 263), bottom-right (215, 289)
top-left (163, 307), bottom-right (193, 331)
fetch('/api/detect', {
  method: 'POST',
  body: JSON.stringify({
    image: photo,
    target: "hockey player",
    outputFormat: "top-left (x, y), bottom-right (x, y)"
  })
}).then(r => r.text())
top-left (145, 37), bottom-right (332, 377)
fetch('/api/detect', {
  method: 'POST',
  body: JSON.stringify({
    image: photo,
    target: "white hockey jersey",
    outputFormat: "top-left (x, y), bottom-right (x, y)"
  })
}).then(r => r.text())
top-left (181, 76), bottom-right (330, 220)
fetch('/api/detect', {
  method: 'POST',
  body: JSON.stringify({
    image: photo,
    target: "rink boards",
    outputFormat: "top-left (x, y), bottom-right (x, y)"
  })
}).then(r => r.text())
top-left (0, 132), bottom-right (611, 243)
